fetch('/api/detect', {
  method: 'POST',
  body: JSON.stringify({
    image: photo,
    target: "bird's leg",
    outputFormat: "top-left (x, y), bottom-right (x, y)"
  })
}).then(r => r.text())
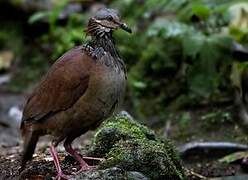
top-left (64, 138), bottom-right (96, 174)
top-left (50, 142), bottom-right (69, 180)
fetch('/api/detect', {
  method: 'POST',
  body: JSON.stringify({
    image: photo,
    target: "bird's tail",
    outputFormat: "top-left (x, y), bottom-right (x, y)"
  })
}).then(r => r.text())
top-left (19, 128), bottom-right (39, 172)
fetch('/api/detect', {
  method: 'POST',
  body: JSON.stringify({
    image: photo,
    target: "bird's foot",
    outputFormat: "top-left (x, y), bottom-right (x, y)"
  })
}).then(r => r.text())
top-left (55, 172), bottom-right (70, 180)
top-left (72, 164), bottom-right (96, 175)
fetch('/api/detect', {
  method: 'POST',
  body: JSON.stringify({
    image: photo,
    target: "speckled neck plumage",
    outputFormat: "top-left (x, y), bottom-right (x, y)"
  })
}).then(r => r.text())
top-left (94, 36), bottom-right (126, 76)
top-left (86, 18), bottom-right (120, 59)
top-left (86, 19), bottom-right (126, 75)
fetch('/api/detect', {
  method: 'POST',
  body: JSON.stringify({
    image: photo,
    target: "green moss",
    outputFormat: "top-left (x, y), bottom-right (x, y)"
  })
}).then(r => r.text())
top-left (90, 113), bottom-right (157, 157)
top-left (100, 114), bottom-right (156, 139)
top-left (89, 112), bottom-right (186, 180)
top-left (101, 140), bottom-right (184, 179)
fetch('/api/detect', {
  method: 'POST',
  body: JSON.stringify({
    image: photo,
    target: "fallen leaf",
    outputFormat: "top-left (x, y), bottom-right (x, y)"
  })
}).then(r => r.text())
top-left (219, 151), bottom-right (248, 164)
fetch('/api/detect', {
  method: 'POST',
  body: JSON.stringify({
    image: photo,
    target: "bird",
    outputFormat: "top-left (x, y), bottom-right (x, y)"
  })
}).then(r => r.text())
top-left (19, 8), bottom-right (132, 179)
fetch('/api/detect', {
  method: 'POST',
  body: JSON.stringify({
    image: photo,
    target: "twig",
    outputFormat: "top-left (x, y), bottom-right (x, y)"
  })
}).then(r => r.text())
top-left (184, 167), bottom-right (207, 179)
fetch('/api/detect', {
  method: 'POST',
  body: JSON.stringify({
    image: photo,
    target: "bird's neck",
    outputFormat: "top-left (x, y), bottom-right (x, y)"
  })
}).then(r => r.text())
top-left (91, 34), bottom-right (120, 59)
top-left (86, 18), bottom-right (120, 59)
top-left (89, 34), bottom-right (126, 76)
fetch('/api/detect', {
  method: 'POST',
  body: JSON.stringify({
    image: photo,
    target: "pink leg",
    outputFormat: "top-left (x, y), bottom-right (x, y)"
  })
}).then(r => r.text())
top-left (50, 144), bottom-right (69, 179)
top-left (64, 140), bottom-right (96, 174)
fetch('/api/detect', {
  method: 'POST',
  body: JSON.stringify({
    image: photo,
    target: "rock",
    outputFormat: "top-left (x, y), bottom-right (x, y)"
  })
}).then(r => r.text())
top-left (8, 106), bottom-right (23, 127)
top-left (73, 167), bottom-right (149, 180)
top-left (179, 142), bottom-right (248, 160)
top-left (0, 93), bottom-right (24, 128)
top-left (0, 93), bottom-right (23, 150)
top-left (210, 175), bottom-right (248, 180)
top-left (0, 74), bottom-right (11, 85)
top-left (88, 111), bottom-right (185, 180)
top-left (0, 93), bottom-right (24, 155)
top-left (127, 171), bottom-right (149, 180)
top-left (0, 126), bottom-right (19, 149)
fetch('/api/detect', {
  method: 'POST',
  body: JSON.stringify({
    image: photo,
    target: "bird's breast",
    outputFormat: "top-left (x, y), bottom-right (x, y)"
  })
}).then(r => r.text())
top-left (67, 60), bottom-right (126, 129)
top-left (88, 61), bottom-right (126, 112)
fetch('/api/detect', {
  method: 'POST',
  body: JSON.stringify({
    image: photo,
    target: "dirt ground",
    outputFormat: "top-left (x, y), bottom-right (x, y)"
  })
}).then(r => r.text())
top-left (1, 94), bottom-right (248, 179)
top-left (0, 132), bottom-right (96, 180)
top-left (0, 141), bottom-right (247, 180)
top-left (1, 125), bottom-right (248, 179)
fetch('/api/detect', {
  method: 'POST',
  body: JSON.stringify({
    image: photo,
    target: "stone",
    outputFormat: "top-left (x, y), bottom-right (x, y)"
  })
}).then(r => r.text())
top-left (88, 111), bottom-right (185, 180)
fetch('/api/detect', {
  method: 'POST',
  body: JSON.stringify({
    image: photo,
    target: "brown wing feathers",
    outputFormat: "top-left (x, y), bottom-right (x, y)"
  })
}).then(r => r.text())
top-left (20, 47), bottom-right (92, 171)
top-left (22, 46), bottom-right (91, 124)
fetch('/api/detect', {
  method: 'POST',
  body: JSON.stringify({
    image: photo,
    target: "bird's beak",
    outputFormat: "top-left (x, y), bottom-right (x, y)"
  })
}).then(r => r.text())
top-left (119, 23), bottom-right (132, 33)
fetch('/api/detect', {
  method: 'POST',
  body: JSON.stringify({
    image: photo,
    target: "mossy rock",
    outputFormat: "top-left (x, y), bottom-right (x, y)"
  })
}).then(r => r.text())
top-left (73, 167), bottom-right (149, 180)
top-left (88, 111), bottom-right (186, 180)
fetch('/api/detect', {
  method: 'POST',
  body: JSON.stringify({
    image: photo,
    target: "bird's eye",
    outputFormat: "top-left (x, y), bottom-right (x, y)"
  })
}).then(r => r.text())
top-left (108, 16), bottom-right (113, 21)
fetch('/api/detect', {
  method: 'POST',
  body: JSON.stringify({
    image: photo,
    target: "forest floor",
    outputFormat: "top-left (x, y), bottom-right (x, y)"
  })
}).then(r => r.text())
top-left (1, 93), bottom-right (248, 179)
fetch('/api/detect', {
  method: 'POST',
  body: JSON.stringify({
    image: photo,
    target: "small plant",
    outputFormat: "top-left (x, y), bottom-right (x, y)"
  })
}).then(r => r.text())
top-left (29, 0), bottom-right (88, 60)
top-left (20, 0), bottom-right (248, 119)
top-left (201, 110), bottom-right (232, 129)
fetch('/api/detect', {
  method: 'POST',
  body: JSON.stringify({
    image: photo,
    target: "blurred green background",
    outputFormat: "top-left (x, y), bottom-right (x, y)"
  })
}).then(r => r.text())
top-left (1, 0), bottom-right (248, 141)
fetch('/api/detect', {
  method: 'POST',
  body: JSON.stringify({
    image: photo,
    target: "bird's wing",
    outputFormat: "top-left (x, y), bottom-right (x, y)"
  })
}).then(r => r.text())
top-left (21, 46), bottom-right (92, 125)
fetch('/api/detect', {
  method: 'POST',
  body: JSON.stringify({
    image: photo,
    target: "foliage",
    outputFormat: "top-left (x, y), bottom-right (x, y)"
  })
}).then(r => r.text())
top-left (200, 110), bottom-right (232, 130)
top-left (23, 0), bottom-right (248, 118)
top-left (5, 0), bottom-right (248, 118)
top-left (0, 23), bottom-right (22, 56)
top-left (29, 0), bottom-right (88, 59)
top-left (118, 0), bottom-right (236, 118)
top-left (0, 19), bottom-right (49, 92)
top-left (28, 0), bottom-right (247, 118)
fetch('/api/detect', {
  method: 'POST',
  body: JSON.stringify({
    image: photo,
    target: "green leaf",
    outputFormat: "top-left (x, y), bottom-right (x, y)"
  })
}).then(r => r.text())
top-left (182, 33), bottom-right (205, 59)
top-left (192, 3), bottom-right (210, 19)
top-left (28, 11), bottom-right (50, 24)
top-left (132, 81), bottom-right (147, 89)
top-left (147, 19), bottom-right (194, 39)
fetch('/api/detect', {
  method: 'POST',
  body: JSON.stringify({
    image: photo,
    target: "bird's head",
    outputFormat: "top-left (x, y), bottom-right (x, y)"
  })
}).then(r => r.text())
top-left (86, 8), bottom-right (132, 37)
